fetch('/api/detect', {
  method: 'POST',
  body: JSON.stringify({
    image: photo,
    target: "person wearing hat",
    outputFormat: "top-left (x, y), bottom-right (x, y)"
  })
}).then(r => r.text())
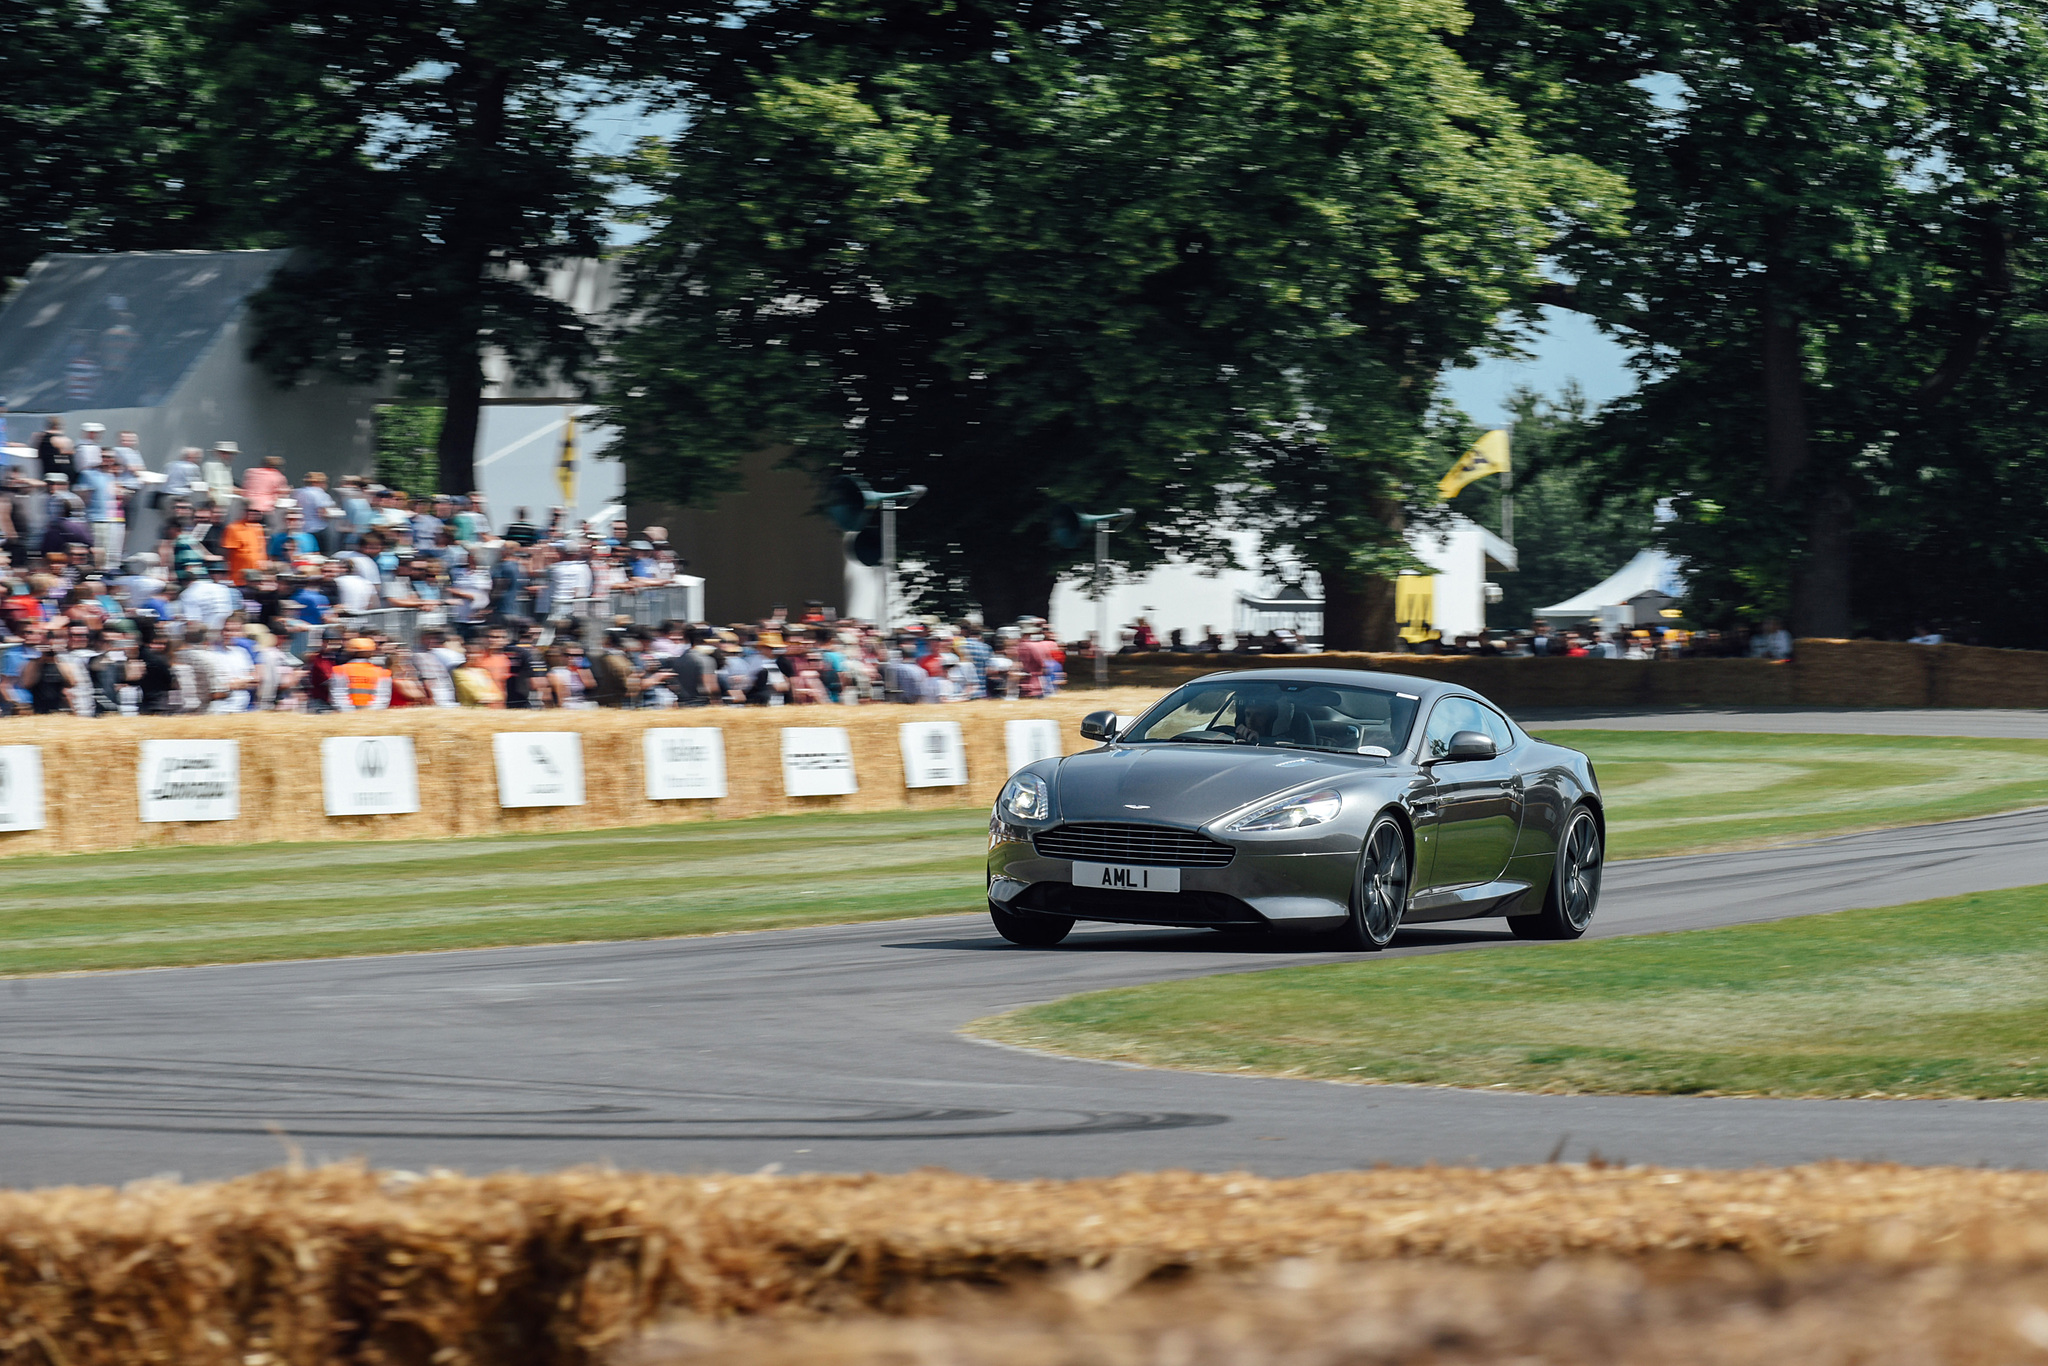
top-left (201, 442), bottom-right (240, 513)
top-left (75, 421), bottom-right (105, 470)
top-left (177, 559), bottom-right (240, 631)
top-left (330, 635), bottom-right (391, 710)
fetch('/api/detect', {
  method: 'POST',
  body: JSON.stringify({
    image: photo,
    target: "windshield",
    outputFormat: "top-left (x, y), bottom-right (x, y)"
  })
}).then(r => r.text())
top-left (1120, 679), bottom-right (1422, 755)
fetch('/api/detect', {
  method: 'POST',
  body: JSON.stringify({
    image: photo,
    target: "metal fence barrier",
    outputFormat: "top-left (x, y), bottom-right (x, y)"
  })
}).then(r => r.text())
top-left (336, 583), bottom-right (704, 651)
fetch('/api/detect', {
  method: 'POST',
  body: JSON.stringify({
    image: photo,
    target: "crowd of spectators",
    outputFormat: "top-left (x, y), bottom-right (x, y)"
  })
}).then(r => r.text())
top-left (0, 421), bottom-right (1076, 715)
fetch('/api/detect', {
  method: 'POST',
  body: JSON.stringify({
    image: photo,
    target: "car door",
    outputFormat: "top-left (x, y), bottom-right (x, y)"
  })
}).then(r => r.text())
top-left (1413, 696), bottom-right (1522, 890)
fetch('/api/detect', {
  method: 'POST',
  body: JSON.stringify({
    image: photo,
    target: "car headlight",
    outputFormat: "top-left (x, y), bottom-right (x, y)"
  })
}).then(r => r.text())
top-left (1230, 788), bottom-right (1342, 832)
top-left (998, 771), bottom-right (1050, 821)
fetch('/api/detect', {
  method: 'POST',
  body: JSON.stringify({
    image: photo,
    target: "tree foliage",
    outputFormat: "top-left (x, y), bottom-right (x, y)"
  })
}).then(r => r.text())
top-left (604, 0), bottom-right (1617, 633)
top-left (1461, 0), bottom-right (2048, 640)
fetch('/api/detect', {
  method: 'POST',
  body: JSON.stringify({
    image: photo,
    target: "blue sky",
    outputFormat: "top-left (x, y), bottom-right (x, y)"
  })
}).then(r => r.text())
top-left (1440, 305), bottom-right (1635, 425)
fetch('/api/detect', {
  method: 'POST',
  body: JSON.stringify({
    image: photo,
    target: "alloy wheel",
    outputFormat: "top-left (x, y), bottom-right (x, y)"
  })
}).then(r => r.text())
top-left (1359, 821), bottom-right (1408, 943)
top-left (1560, 811), bottom-right (1602, 930)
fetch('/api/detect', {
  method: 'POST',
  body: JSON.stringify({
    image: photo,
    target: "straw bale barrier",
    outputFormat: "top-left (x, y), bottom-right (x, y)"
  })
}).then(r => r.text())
top-left (626, 1259), bottom-right (2048, 1366)
top-left (11, 1162), bottom-right (2048, 1366)
top-left (1094, 637), bottom-right (2048, 710)
top-left (0, 690), bottom-right (1165, 860)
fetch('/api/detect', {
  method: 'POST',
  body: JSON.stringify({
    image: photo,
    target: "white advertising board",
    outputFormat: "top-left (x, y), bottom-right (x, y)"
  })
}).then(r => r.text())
top-left (899, 720), bottom-right (968, 789)
top-left (1004, 718), bottom-right (1063, 774)
top-left (492, 732), bottom-right (587, 808)
top-left (320, 736), bottom-right (421, 817)
top-left (0, 745), bottom-right (45, 832)
top-left (781, 727), bottom-right (858, 797)
top-left (644, 727), bottom-right (727, 801)
top-left (137, 739), bottom-right (240, 823)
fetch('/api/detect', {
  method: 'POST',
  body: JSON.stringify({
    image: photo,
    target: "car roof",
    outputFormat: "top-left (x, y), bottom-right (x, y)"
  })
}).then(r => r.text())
top-left (1169, 667), bottom-right (1472, 701)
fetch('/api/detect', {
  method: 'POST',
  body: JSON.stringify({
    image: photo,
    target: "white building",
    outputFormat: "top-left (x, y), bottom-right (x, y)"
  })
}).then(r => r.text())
top-left (0, 250), bottom-right (381, 475)
top-left (1040, 514), bottom-right (1515, 647)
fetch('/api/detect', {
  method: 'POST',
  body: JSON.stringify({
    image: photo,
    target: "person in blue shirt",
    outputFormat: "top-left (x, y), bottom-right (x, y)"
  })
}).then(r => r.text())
top-left (291, 571), bottom-right (333, 630)
top-left (268, 509), bottom-right (320, 561)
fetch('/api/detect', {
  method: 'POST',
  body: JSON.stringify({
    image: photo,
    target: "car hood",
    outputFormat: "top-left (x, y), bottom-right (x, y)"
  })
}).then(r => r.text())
top-left (1054, 744), bottom-right (1383, 826)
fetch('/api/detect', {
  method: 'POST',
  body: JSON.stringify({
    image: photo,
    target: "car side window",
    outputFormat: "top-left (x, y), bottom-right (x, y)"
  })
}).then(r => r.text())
top-left (1475, 704), bottom-right (1514, 752)
top-left (1422, 697), bottom-right (1488, 759)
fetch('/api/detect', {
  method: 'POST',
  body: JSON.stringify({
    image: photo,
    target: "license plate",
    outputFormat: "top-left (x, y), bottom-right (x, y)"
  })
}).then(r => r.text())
top-left (1072, 862), bottom-right (1181, 893)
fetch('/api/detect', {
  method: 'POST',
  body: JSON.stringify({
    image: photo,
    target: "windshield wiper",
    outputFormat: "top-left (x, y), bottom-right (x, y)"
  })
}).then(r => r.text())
top-left (1166, 731), bottom-right (1235, 744)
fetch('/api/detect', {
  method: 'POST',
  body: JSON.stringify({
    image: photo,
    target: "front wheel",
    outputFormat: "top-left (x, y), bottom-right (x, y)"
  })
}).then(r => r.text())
top-left (990, 901), bottom-right (1074, 947)
top-left (1511, 804), bottom-right (1602, 940)
top-left (1331, 816), bottom-right (1408, 951)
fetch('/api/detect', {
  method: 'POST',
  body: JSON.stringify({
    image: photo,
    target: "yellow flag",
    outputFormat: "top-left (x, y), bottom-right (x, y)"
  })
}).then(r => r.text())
top-left (557, 411), bottom-right (578, 507)
top-left (1438, 429), bottom-right (1510, 500)
top-left (1395, 575), bottom-right (1436, 645)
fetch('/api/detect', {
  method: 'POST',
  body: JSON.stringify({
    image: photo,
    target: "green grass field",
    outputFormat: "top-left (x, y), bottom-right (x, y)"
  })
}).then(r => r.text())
top-left (1545, 729), bottom-right (2048, 858)
top-left (971, 885), bottom-right (2048, 1099)
top-left (3, 729), bottom-right (2044, 977)
top-left (0, 809), bottom-right (990, 976)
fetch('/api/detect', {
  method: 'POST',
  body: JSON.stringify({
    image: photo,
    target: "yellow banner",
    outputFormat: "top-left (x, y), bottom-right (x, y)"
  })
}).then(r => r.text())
top-left (1395, 574), bottom-right (1436, 644)
top-left (557, 412), bottom-right (578, 507)
top-left (1439, 429), bottom-right (1510, 500)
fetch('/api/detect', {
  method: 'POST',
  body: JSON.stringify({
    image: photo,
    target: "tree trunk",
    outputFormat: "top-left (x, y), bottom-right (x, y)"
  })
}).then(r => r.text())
top-left (1760, 286), bottom-right (1809, 495)
top-left (1321, 564), bottom-right (1397, 652)
top-left (434, 63), bottom-right (509, 498)
top-left (970, 560), bottom-right (1056, 629)
top-left (437, 351), bottom-right (484, 496)
top-left (1792, 476), bottom-right (1854, 638)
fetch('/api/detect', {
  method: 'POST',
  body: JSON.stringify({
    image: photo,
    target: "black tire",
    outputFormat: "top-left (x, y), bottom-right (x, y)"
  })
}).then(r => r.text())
top-left (990, 901), bottom-right (1074, 947)
top-left (1511, 803), bottom-right (1602, 940)
top-left (1331, 816), bottom-right (1408, 951)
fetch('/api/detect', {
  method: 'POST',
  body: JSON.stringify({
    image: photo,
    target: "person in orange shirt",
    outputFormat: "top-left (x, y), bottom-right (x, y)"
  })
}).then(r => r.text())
top-left (329, 637), bottom-right (392, 710)
top-left (219, 506), bottom-right (269, 583)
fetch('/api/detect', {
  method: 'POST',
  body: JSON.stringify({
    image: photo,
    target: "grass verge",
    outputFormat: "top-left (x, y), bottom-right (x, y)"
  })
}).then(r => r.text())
top-left (0, 808), bottom-right (988, 976)
top-left (1540, 728), bottom-right (2048, 858)
top-left (970, 884), bottom-right (2048, 1099)
top-left (7, 729), bottom-right (2047, 977)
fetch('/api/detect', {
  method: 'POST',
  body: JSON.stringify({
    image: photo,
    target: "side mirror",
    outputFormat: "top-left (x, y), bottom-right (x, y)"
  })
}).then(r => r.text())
top-left (1429, 730), bottom-right (1496, 765)
top-left (1080, 710), bottom-right (1119, 742)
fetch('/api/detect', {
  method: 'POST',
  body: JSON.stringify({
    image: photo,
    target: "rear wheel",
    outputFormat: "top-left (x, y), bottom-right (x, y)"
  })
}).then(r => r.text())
top-left (989, 901), bottom-right (1074, 947)
top-left (1511, 804), bottom-right (1602, 940)
top-left (1331, 817), bottom-right (1408, 951)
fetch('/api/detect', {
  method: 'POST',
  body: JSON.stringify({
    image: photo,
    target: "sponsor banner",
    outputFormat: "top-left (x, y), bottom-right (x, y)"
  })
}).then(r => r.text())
top-left (899, 720), bottom-right (967, 789)
top-left (137, 739), bottom-right (239, 823)
top-left (781, 727), bottom-right (857, 797)
top-left (644, 727), bottom-right (727, 801)
top-left (320, 736), bottom-right (421, 817)
top-left (492, 732), bottom-right (587, 808)
top-left (1004, 718), bottom-right (1063, 775)
top-left (0, 745), bottom-right (45, 832)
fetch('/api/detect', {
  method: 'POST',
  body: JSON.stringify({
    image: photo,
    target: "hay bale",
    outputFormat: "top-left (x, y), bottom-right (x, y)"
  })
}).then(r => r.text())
top-left (0, 692), bottom-right (1169, 861)
top-left (1792, 640), bottom-right (1932, 707)
top-left (10, 1162), bottom-right (2048, 1366)
top-left (1930, 643), bottom-right (2048, 709)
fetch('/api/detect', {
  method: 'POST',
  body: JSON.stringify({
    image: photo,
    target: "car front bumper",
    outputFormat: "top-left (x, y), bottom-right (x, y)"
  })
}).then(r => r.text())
top-left (988, 835), bottom-right (1354, 932)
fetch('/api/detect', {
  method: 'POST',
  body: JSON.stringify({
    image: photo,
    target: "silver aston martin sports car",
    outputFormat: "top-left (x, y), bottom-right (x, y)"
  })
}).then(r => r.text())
top-left (986, 669), bottom-right (1603, 949)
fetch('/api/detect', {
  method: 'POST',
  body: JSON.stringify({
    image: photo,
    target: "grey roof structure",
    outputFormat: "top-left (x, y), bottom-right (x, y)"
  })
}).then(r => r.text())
top-left (0, 250), bottom-right (292, 412)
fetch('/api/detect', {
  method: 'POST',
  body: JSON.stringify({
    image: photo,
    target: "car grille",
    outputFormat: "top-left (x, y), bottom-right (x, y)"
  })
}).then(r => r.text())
top-left (1017, 883), bottom-right (1262, 925)
top-left (1032, 822), bottom-right (1235, 868)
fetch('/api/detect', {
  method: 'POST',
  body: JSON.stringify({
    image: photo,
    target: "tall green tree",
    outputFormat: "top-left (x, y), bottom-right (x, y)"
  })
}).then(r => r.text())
top-left (605, 0), bottom-right (1617, 636)
top-left (0, 0), bottom-right (232, 278)
top-left (203, 0), bottom-right (710, 493)
top-left (1459, 0), bottom-right (2048, 638)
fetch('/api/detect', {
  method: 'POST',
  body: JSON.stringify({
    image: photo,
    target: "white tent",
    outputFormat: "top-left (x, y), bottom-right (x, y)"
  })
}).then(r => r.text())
top-left (1538, 548), bottom-right (1686, 621)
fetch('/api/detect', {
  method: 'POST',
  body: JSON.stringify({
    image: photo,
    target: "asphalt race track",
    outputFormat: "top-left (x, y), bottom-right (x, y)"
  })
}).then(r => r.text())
top-left (6, 791), bottom-right (2048, 1187)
